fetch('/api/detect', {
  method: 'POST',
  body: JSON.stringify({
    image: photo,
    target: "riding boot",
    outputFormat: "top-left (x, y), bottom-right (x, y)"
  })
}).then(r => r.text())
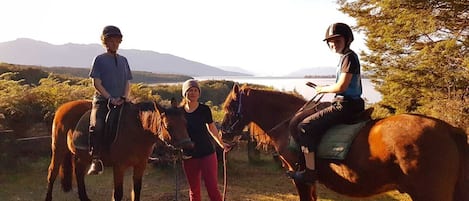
top-left (87, 129), bottom-right (104, 175)
top-left (287, 149), bottom-right (317, 185)
top-left (288, 168), bottom-right (317, 185)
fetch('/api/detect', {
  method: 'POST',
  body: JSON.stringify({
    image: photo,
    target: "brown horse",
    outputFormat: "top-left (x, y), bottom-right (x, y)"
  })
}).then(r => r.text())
top-left (221, 85), bottom-right (469, 201)
top-left (45, 99), bottom-right (194, 201)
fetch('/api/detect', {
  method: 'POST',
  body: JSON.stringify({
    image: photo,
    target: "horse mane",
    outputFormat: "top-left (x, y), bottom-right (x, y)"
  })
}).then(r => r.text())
top-left (249, 122), bottom-right (275, 151)
top-left (137, 101), bottom-right (169, 140)
top-left (222, 84), bottom-right (305, 113)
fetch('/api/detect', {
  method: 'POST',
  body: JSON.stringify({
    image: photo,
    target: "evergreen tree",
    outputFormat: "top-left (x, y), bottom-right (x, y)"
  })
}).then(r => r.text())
top-left (338, 0), bottom-right (468, 128)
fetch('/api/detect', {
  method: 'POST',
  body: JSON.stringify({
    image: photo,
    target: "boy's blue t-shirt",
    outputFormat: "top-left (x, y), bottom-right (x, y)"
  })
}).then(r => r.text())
top-left (89, 53), bottom-right (132, 98)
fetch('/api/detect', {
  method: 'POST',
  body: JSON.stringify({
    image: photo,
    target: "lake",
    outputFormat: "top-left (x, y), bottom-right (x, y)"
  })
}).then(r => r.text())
top-left (195, 76), bottom-right (382, 103)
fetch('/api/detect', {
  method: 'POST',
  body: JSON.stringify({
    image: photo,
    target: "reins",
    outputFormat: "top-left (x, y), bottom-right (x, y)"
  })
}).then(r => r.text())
top-left (222, 149), bottom-right (228, 201)
top-left (265, 83), bottom-right (324, 135)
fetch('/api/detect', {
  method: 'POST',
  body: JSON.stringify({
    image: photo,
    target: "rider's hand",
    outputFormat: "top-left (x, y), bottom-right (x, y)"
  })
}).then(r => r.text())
top-left (315, 86), bottom-right (325, 94)
top-left (110, 97), bottom-right (125, 105)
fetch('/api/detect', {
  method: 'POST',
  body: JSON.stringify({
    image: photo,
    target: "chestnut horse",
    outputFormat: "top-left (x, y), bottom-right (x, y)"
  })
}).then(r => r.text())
top-left (221, 85), bottom-right (469, 201)
top-left (45, 99), bottom-right (194, 201)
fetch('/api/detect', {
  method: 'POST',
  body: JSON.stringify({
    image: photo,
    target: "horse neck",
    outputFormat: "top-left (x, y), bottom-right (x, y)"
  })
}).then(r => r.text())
top-left (245, 89), bottom-right (304, 138)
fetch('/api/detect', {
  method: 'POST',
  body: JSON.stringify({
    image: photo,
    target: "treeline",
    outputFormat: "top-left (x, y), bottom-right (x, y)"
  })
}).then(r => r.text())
top-left (0, 63), bottom-right (192, 84)
top-left (339, 0), bottom-right (468, 130)
top-left (0, 63), bottom-right (274, 136)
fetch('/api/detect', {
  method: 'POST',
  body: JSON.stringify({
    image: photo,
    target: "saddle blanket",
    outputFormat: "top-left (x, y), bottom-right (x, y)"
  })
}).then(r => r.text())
top-left (289, 120), bottom-right (368, 160)
top-left (317, 121), bottom-right (367, 160)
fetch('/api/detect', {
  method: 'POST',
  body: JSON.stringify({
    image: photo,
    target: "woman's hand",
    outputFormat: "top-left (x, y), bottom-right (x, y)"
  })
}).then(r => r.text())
top-left (222, 142), bottom-right (233, 152)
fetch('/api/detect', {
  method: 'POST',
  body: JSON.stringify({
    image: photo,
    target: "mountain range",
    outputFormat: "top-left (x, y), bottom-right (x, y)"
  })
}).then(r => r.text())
top-left (0, 38), bottom-right (337, 77)
top-left (0, 38), bottom-right (249, 77)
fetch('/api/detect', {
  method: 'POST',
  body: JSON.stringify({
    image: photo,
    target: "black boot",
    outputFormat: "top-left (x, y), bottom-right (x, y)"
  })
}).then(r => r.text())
top-left (87, 127), bottom-right (104, 175)
top-left (287, 168), bottom-right (317, 185)
top-left (87, 140), bottom-right (103, 175)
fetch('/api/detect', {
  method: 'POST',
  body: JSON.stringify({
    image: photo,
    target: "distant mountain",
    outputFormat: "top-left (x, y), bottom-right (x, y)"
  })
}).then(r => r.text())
top-left (0, 38), bottom-right (251, 77)
top-left (287, 67), bottom-right (336, 77)
top-left (217, 66), bottom-right (254, 75)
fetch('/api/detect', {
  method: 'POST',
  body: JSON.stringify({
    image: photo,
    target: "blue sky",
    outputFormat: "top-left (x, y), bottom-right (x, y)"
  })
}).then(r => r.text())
top-left (0, 0), bottom-right (365, 76)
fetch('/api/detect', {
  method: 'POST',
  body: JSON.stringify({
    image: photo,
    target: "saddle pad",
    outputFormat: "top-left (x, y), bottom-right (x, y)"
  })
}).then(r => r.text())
top-left (317, 121), bottom-right (367, 160)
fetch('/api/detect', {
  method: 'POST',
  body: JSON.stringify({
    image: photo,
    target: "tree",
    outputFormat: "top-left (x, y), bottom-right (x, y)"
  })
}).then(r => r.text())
top-left (338, 0), bottom-right (468, 128)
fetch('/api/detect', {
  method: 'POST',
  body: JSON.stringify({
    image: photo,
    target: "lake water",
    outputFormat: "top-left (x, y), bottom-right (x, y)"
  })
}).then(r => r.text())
top-left (195, 76), bottom-right (382, 103)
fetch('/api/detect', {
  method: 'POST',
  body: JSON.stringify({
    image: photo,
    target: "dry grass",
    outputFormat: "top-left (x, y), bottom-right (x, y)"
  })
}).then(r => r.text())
top-left (0, 143), bottom-right (411, 201)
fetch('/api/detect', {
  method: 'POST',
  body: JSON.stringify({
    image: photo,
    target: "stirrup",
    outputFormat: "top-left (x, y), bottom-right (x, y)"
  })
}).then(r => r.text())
top-left (87, 159), bottom-right (104, 175)
top-left (286, 169), bottom-right (317, 185)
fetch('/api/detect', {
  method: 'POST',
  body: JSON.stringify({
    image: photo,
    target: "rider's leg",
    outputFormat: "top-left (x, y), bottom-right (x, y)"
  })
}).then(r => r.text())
top-left (289, 104), bottom-right (341, 184)
top-left (87, 99), bottom-right (107, 175)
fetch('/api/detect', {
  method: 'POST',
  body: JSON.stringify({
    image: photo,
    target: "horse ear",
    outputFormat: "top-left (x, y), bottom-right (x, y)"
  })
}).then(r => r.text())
top-left (232, 84), bottom-right (240, 99)
top-left (170, 97), bottom-right (177, 108)
top-left (233, 84), bottom-right (239, 93)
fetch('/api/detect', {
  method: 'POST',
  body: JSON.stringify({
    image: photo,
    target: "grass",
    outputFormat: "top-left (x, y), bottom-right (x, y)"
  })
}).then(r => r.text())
top-left (0, 142), bottom-right (411, 201)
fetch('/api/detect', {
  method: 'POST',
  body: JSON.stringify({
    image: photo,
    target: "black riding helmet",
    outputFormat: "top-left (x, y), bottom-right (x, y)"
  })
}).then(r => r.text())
top-left (102, 25), bottom-right (123, 38)
top-left (323, 23), bottom-right (354, 46)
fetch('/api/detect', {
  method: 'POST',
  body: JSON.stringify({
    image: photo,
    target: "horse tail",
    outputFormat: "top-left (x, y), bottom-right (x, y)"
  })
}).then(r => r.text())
top-left (451, 126), bottom-right (469, 201)
top-left (59, 150), bottom-right (73, 192)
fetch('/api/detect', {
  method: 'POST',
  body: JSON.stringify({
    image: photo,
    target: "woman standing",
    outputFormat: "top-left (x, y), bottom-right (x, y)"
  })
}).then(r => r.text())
top-left (180, 79), bottom-right (230, 201)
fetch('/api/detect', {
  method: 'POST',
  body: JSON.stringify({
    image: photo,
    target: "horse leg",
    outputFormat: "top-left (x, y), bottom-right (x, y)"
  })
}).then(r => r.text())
top-left (113, 165), bottom-right (126, 201)
top-left (131, 164), bottom-right (146, 201)
top-left (294, 181), bottom-right (316, 201)
top-left (45, 150), bottom-right (64, 201)
top-left (75, 157), bottom-right (91, 201)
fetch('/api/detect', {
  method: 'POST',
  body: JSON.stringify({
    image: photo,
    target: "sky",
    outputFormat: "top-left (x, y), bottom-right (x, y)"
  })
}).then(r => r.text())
top-left (0, 0), bottom-right (365, 76)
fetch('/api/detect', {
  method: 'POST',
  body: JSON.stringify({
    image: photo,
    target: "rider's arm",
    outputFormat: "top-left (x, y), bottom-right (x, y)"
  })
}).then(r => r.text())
top-left (92, 78), bottom-right (111, 99)
top-left (124, 80), bottom-right (131, 101)
top-left (316, 72), bottom-right (353, 94)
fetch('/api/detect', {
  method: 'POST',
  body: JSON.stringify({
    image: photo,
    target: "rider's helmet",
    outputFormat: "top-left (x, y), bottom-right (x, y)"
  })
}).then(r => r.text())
top-left (101, 25), bottom-right (123, 39)
top-left (323, 23), bottom-right (354, 46)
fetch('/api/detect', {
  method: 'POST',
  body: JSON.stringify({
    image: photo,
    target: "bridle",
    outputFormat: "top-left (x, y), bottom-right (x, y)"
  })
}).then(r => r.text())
top-left (155, 106), bottom-right (192, 151)
top-left (224, 85), bottom-right (325, 137)
top-left (223, 90), bottom-right (245, 134)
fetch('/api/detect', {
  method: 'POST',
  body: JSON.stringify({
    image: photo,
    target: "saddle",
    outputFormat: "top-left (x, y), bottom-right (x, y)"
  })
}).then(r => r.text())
top-left (289, 107), bottom-right (374, 160)
top-left (72, 104), bottom-right (124, 151)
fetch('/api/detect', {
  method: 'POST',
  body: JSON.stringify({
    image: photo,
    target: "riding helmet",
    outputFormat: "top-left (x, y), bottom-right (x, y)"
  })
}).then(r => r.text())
top-left (323, 23), bottom-right (354, 45)
top-left (102, 25), bottom-right (123, 38)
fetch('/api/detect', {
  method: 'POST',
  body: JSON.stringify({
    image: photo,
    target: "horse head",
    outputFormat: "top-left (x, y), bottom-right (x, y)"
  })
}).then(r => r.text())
top-left (141, 98), bottom-right (194, 150)
top-left (221, 84), bottom-right (251, 143)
